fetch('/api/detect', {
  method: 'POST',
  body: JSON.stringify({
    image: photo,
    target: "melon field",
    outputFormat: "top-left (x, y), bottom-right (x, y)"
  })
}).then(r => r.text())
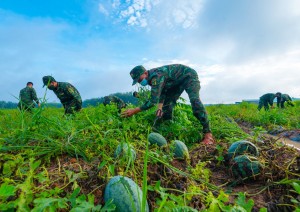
top-left (0, 100), bottom-right (300, 211)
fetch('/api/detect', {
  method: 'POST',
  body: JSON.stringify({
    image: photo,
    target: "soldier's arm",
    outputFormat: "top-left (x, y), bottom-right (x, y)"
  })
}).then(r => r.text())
top-left (31, 88), bottom-right (39, 104)
top-left (66, 84), bottom-right (82, 103)
top-left (140, 76), bottom-right (165, 111)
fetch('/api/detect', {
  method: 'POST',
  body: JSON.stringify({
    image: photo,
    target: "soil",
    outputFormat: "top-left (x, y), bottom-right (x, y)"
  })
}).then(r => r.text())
top-left (40, 119), bottom-right (300, 211)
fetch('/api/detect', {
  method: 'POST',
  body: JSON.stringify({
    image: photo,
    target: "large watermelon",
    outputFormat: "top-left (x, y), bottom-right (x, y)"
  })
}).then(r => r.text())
top-left (229, 155), bottom-right (262, 180)
top-left (114, 143), bottom-right (136, 161)
top-left (171, 140), bottom-right (189, 160)
top-left (148, 132), bottom-right (167, 147)
top-left (226, 140), bottom-right (259, 161)
top-left (104, 176), bottom-right (149, 212)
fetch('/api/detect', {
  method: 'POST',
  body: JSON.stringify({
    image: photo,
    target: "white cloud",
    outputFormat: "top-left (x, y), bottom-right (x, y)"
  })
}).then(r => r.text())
top-left (202, 49), bottom-right (300, 104)
top-left (99, 0), bottom-right (204, 29)
top-left (98, 4), bottom-right (109, 16)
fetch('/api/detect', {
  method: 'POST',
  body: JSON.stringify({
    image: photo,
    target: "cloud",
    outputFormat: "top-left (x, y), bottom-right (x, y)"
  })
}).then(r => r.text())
top-left (97, 0), bottom-right (204, 29)
top-left (202, 49), bottom-right (300, 104)
top-left (1, 1), bottom-right (300, 105)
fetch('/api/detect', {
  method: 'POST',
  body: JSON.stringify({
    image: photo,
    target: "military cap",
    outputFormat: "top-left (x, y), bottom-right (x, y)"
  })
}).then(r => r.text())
top-left (42, 76), bottom-right (56, 87)
top-left (130, 65), bottom-right (146, 85)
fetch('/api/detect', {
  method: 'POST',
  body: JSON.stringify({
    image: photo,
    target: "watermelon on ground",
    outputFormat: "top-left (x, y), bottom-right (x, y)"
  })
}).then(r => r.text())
top-left (226, 140), bottom-right (259, 161)
top-left (171, 140), bottom-right (189, 160)
top-left (104, 176), bottom-right (149, 212)
top-left (148, 132), bottom-right (167, 147)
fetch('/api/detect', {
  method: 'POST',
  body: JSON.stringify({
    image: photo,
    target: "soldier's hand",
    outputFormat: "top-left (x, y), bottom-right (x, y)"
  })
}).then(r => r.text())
top-left (155, 109), bottom-right (163, 118)
top-left (121, 108), bottom-right (141, 118)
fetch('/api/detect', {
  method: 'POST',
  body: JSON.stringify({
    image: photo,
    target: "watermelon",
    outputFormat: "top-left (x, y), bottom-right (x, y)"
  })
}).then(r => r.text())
top-left (148, 132), bottom-right (167, 147)
top-left (229, 155), bottom-right (262, 180)
top-left (171, 140), bottom-right (189, 159)
top-left (104, 176), bottom-right (149, 212)
top-left (226, 140), bottom-right (259, 161)
top-left (114, 143), bottom-right (136, 161)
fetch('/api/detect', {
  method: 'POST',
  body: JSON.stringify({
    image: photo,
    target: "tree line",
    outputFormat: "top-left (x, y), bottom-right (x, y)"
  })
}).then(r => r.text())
top-left (0, 92), bottom-right (138, 109)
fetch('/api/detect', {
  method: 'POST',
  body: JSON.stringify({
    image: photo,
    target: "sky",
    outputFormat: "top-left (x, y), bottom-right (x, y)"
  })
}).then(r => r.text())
top-left (1, 0), bottom-right (300, 104)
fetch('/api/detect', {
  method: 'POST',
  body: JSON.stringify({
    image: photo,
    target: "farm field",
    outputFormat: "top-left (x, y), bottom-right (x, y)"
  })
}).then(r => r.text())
top-left (0, 101), bottom-right (300, 211)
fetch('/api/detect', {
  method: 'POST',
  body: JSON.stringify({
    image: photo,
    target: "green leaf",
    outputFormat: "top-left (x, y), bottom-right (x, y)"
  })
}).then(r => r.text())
top-left (69, 187), bottom-right (81, 207)
top-left (235, 192), bottom-right (254, 212)
top-left (292, 182), bottom-right (300, 194)
top-left (30, 159), bottom-right (41, 171)
top-left (0, 183), bottom-right (16, 200)
top-left (100, 199), bottom-right (116, 212)
top-left (32, 197), bottom-right (68, 212)
top-left (259, 207), bottom-right (268, 212)
top-left (98, 161), bottom-right (108, 170)
top-left (217, 191), bottom-right (229, 203)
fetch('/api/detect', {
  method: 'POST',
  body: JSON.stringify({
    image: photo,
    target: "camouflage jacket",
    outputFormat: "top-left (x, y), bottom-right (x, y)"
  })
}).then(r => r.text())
top-left (280, 94), bottom-right (292, 102)
top-left (259, 93), bottom-right (279, 107)
top-left (53, 82), bottom-right (82, 107)
top-left (140, 64), bottom-right (198, 111)
top-left (103, 96), bottom-right (126, 109)
top-left (19, 86), bottom-right (39, 106)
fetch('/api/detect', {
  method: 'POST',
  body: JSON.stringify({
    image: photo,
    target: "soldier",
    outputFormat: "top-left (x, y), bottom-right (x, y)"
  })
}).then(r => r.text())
top-left (18, 82), bottom-right (40, 112)
top-left (257, 92), bottom-right (281, 111)
top-left (103, 95), bottom-right (127, 112)
top-left (121, 64), bottom-right (215, 145)
top-left (278, 93), bottom-right (295, 108)
top-left (42, 76), bottom-right (82, 115)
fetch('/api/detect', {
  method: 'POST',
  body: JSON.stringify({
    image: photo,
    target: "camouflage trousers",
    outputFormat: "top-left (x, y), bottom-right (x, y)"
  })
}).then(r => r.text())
top-left (257, 99), bottom-right (270, 111)
top-left (161, 73), bottom-right (211, 133)
top-left (64, 100), bottom-right (82, 115)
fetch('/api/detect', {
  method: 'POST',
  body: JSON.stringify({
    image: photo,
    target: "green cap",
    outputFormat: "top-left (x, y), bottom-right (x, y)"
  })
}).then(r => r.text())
top-left (130, 65), bottom-right (146, 85)
top-left (42, 76), bottom-right (56, 87)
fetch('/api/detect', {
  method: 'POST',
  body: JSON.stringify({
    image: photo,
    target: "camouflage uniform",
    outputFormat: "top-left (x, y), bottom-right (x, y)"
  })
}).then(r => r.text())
top-left (257, 93), bottom-right (279, 111)
top-left (278, 94), bottom-right (294, 108)
top-left (52, 82), bottom-right (82, 114)
top-left (133, 64), bottom-right (211, 133)
top-left (103, 95), bottom-right (127, 112)
top-left (43, 76), bottom-right (82, 115)
top-left (18, 86), bottom-right (39, 112)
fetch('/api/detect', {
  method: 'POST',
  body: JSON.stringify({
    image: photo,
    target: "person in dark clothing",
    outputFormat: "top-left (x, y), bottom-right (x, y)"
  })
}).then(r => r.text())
top-left (278, 94), bottom-right (295, 108)
top-left (121, 64), bottom-right (214, 145)
top-left (103, 95), bottom-right (127, 112)
top-left (42, 76), bottom-right (82, 115)
top-left (257, 92), bottom-right (281, 111)
top-left (18, 82), bottom-right (40, 112)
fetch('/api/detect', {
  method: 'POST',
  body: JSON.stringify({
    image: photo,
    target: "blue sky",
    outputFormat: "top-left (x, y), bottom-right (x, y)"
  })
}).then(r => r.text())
top-left (1, 0), bottom-right (300, 104)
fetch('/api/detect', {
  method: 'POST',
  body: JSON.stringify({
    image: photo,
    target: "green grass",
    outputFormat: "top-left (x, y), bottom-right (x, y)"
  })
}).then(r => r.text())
top-left (0, 101), bottom-right (300, 211)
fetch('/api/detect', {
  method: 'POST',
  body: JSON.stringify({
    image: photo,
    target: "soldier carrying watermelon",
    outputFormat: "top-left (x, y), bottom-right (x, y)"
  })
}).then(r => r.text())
top-left (42, 76), bottom-right (82, 115)
top-left (121, 64), bottom-right (215, 145)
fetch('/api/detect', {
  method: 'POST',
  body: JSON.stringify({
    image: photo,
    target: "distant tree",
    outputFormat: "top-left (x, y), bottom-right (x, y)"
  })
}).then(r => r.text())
top-left (0, 101), bottom-right (18, 109)
top-left (0, 91), bottom-right (140, 109)
top-left (83, 92), bottom-right (138, 107)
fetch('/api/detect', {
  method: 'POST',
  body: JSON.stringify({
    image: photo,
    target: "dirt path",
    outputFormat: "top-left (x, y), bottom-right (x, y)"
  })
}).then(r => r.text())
top-left (266, 134), bottom-right (300, 150)
top-left (235, 119), bottom-right (300, 150)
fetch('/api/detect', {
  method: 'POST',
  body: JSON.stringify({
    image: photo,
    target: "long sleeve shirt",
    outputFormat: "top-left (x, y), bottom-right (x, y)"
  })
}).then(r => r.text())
top-left (19, 86), bottom-right (39, 106)
top-left (53, 82), bottom-right (82, 107)
top-left (140, 64), bottom-right (198, 111)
